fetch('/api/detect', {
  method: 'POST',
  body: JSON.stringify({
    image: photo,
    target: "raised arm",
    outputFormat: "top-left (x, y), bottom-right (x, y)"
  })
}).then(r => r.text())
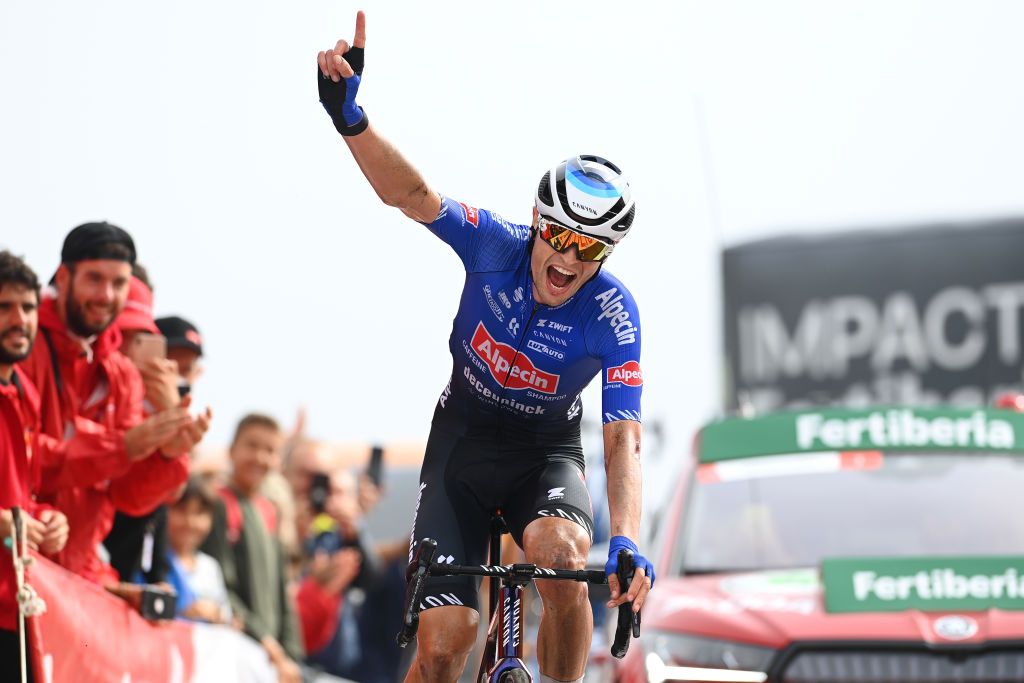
top-left (317, 11), bottom-right (441, 223)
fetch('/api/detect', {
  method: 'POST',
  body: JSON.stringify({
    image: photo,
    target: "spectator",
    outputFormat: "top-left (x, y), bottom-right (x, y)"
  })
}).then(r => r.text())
top-left (104, 272), bottom-right (184, 585)
top-left (298, 467), bottom-right (392, 682)
top-left (276, 437), bottom-right (335, 574)
top-left (165, 477), bottom-right (232, 625)
top-left (155, 315), bottom-right (204, 396)
top-left (202, 413), bottom-right (304, 683)
top-left (0, 251), bottom-right (69, 682)
top-left (18, 222), bottom-right (208, 583)
top-left (118, 273), bottom-right (182, 414)
top-left (284, 440), bottom-right (333, 543)
top-left (117, 272), bottom-right (159, 350)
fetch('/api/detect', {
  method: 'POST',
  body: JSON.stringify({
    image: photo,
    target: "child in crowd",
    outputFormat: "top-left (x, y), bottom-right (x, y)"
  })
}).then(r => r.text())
top-left (166, 477), bottom-right (232, 624)
top-left (201, 413), bottom-right (304, 683)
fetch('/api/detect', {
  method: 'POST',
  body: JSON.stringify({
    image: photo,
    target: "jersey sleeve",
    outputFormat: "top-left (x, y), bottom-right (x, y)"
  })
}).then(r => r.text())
top-left (422, 195), bottom-right (530, 273)
top-left (589, 281), bottom-right (643, 424)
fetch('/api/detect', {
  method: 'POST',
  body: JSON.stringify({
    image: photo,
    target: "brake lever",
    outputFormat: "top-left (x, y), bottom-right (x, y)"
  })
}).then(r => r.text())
top-left (610, 548), bottom-right (641, 658)
top-left (396, 538), bottom-right (437, 648)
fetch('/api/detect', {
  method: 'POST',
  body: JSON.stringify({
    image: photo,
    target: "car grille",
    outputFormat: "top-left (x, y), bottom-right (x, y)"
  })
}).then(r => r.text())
top-left (781, 648), bottom-right (1024, 683)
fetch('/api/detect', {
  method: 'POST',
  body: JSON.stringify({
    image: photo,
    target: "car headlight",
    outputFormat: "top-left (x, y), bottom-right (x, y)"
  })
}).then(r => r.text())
top-left (641, 630), bottom-right (775, 683)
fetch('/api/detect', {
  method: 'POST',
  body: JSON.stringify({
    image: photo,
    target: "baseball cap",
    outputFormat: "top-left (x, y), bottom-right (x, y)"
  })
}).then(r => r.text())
top-left (115, 276), bottom-right (159, 334)
top-left (155, 316), bottom-right (203, 356)
top-left (61, 221), bottom-right (137, 265)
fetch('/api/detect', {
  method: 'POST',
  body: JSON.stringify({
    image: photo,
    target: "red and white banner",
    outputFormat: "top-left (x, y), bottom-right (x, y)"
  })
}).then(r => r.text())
top-left (25, 555), bottom-right (277, 683)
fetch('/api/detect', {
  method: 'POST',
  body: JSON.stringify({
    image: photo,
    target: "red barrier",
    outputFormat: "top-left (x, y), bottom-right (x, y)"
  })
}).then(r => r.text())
top-left (28, 554), bottom-right (196, 682)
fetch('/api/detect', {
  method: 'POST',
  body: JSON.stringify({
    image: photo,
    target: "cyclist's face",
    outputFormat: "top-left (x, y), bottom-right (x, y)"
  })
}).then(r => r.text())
top-left (530, 210), bottom-right (602, 307)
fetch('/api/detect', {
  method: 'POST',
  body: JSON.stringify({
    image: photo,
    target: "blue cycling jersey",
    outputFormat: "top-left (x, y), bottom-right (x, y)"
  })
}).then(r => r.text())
top-left (424, 196), bottom-right (643, 437)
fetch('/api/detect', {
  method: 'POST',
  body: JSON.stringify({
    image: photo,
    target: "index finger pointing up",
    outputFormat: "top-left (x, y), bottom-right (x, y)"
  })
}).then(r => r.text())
top-left (353, 10), bottom-right (366, 48)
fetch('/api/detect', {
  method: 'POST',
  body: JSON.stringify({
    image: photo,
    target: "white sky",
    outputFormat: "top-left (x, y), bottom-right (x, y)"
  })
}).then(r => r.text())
top-left (2, 1), bottom-right (1023, 482)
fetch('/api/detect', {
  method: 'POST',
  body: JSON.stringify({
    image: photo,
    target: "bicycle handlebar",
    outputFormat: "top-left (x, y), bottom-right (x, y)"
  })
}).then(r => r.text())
top-left (429, 562), bottom-right (607, 584)
top-left (611, 548), bottom-right (641, 659)
top-left (395, 538), bottom-right (642, 657)
top-left (396, 538), bottom-right (437, 648)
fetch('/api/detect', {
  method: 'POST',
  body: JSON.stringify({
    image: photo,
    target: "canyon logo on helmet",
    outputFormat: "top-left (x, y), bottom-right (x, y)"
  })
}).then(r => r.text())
top-left (535, 155), bottom-right (635, 244)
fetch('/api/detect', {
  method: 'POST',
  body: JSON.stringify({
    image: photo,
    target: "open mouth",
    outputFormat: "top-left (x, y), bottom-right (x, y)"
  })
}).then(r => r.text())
top-left (547, 265), bottom-right (577, 290)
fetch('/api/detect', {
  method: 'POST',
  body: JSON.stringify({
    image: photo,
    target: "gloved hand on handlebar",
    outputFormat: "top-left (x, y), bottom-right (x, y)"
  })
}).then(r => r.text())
top-left (605, 535), bottom-right (655, 611)
top-left (317, 11), bottom-right (370, 137)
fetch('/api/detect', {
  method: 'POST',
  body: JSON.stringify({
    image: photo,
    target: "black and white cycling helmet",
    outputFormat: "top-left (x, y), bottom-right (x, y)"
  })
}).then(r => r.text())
top-left (535, 155), bottom-right (635, 243)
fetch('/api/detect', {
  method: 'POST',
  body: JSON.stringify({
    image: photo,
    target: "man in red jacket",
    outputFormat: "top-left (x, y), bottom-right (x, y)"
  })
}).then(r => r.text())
top-left (19, 222), bottom-right (210, 583)
top-left (0, 251), bottom-right (68, 682)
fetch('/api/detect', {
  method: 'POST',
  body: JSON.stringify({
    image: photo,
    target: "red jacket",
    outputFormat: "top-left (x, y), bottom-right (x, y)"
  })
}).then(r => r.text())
top-left (18, 296), bottom-right (188, 583)
top-left (0, 367), bottom-right (46, 630)
top-left (296, 576), bottom-right (343, 654)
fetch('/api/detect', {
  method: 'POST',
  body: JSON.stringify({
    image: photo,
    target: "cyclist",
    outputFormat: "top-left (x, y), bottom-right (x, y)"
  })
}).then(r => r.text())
top-left (317, 13), bottom-right (654, 683)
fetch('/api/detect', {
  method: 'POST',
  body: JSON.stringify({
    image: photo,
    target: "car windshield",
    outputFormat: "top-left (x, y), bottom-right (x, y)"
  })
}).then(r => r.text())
top-left (680, 452), bottom-right (1024, 574)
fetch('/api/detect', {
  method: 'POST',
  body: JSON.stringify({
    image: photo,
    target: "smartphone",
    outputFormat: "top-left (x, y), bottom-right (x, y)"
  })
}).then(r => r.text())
top-left (129, 333), bottom-right (166, 367)
top-left (366, 445), bottom-right (385, 488)
top-left (309, 472), bottom-right (330, 515)
top-left (139, 584), bottom-right (177, 621)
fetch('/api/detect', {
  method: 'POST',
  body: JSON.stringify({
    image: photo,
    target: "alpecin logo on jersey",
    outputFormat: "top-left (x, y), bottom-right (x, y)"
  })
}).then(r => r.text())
top-left (595, 288), bottom-right (637, 346)
top-left (459, 202), bottom-right (480, 228)
top-left (606, 360), bottom-right (643, 387)
top-left (471, 322), bottom-right (560, 394)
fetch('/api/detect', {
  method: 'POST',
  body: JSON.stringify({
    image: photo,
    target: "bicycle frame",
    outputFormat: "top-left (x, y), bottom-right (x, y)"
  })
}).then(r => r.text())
top-left (398, 517), bottom-right (640, 683)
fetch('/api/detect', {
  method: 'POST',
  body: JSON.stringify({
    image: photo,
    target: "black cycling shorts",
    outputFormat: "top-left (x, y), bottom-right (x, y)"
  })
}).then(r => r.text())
top-left (408, 424), bottom-right (595, 612)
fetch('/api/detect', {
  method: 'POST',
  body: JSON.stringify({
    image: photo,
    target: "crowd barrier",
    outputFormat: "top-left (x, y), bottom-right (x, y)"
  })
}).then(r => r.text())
top-left (24, 554), bottom-right (279, 683)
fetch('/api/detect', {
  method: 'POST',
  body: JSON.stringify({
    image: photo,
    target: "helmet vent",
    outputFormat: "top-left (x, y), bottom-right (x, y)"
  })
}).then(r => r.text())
top-left (614, 204), bottom-right (636, 232)
top-left (537, 172), bottom-right (554, 207)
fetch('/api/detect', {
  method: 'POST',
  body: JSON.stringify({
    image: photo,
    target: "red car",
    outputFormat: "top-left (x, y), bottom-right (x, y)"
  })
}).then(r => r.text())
top-left (615, 405), bottom-right (1024, 682)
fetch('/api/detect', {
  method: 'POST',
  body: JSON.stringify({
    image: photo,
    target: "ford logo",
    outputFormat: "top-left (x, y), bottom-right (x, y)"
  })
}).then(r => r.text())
top-left (933, 615), bottom-right (978, 641)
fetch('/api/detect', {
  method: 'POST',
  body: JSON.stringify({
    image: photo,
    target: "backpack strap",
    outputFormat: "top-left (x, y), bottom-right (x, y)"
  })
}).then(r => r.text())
top-left (252, 495), bottom-right (279, 536)
top-left (218, 485), bottom-right (243, 544)
top-left (218, 485), bottom-right (278, 543)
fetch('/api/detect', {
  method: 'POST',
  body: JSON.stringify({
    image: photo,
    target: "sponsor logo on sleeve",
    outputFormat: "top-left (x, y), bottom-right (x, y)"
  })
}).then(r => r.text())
top-left (595, 288), bottom-right (637, 346)
top-left (606, 360), bottom-right (643, 387)
top-left (471, 322), bottom-right (559, 394)
top-left (489, 212), bottom-right (530, 240)
top-left (459, 202), bottom-right (480, 227)
top-left (482, 285), bottom-right (505, 323)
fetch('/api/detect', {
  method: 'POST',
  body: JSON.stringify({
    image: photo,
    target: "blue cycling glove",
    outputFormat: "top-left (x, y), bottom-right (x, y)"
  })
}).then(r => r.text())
top-left (605, 535), bottom-right (655, 592)
top-left (317, 46), bottom-right (369, 137)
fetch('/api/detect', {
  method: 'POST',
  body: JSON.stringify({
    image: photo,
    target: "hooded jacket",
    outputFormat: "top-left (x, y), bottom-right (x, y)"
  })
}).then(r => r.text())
top-left (18, 295), bottom-right (188, 583)
top-left (0, 367), bottom-right (44, 631)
